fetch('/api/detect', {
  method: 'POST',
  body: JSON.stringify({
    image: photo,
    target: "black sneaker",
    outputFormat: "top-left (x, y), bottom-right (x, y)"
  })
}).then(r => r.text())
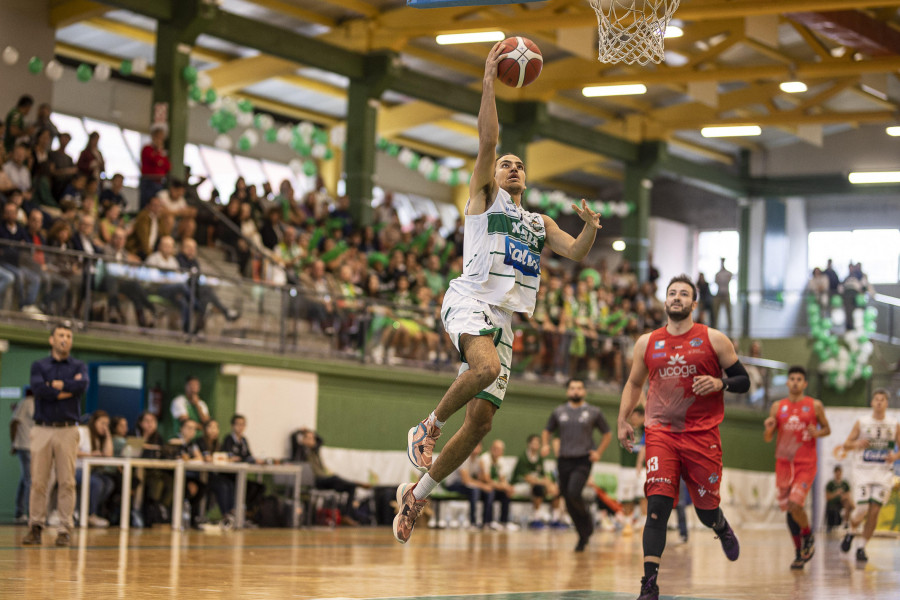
top-left (856, 547), bottom-right (868, 563)
top-left (715, 521), bottom-right (740, 561)
top-left (637, 574), bottom-right (659, 600)
top-left (800, 533), bottom-right (815, 561)
top-left (790, 550), bottom-right (805, 570)
top-left (840, 533), bottom-right (854, 553)
top-left (575, 536), bottom-right (588, 552)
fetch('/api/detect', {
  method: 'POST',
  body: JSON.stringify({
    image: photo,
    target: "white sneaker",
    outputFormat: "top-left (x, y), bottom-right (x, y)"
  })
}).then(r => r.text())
top-left (47, 510), bottom-right (61, 527)
top-left (21, 305), bottom-right (43, 314)
top-left (505, 522), bottom-right (521, 531)
top-left (88, 515), bottom-right (109, 528)
top-left (488, 521), bottom-right (504, 531)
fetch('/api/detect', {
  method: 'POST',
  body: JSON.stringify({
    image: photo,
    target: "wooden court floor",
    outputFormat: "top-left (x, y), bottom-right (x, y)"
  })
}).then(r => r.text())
top-left (1, 525), bottom-right (898, 600)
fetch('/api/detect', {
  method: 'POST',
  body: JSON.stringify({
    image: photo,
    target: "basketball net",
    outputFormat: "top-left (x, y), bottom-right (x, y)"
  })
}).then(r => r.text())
top-left (588, 0), bottom-right (680, 65)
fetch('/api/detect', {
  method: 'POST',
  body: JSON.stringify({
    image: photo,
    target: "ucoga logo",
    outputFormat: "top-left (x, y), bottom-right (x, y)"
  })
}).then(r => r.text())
top-left (658, 353), bottom-right (697, 378)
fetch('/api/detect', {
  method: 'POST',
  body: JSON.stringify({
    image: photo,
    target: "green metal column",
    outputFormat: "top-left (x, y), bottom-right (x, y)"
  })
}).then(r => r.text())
top-left (738, 198), bottom-right (751, 339)
top-left (345, 53), bottom-right (395, 228)
top-left (622, 142), bottom-right (661, 281)
top-left (500, 102), bottom-right (544, 162)
top-left (151, 0), bottom-right (207, 180)
top-left (345, 79), bottom-right (376, 227)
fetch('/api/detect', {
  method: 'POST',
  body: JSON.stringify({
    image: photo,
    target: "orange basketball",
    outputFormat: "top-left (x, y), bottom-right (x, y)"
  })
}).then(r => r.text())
top-left (496, 36), bottom-right (543, 88)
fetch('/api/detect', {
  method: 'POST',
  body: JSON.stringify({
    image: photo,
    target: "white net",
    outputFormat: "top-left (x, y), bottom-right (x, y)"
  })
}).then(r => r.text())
top-left (588, 0), bottom-right (681, 65)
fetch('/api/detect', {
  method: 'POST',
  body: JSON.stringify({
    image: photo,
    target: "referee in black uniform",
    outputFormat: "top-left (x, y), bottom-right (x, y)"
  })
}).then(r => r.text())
top-left (542, 378), bottom-right (612, 551)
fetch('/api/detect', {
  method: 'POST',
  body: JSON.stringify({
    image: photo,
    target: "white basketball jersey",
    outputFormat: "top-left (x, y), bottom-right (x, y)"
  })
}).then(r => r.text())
top-left (448, 187), bottom-right (545, 315)
top-left (853, 414), bottom-right (898, 473)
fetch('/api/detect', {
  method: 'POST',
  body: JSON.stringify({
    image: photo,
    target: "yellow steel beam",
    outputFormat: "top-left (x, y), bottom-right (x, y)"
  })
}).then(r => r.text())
top-left (786, 21), bottom-right (835, 61)
top-left (84, 16), bottom-right (155, 45)
top-left (386, 135), bottom-right (471, 160)
top-left (377, 102), bottom-right (455, 137)
top-left (251, 0), bottom-right (336, 28)
top-left (580, 164), bottom-right (625, 182)
top-left (49, 0), bottom-right (108, 28)
top-left (55, 41), bottom-right (140, 71)
top-left (678, 0), bottom-right (900, 21)
top-left (205, 55), bottom-right (297, 94)
top-left (664, 109), bottom-right (897, 131)
top-left (665, 136), bottom-right (735, 165)
top-left (526, 140), bottom-right (606, 181)
top-left (240, 94), bottom-right (341, 127)
top-left (319, 0), bottom-right (379, 19)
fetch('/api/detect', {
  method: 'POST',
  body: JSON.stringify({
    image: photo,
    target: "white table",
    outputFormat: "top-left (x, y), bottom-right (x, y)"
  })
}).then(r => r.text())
top-left (79, 457), bottom-right (303, 530)
top-left (80, 457), bottom-right (184, 531)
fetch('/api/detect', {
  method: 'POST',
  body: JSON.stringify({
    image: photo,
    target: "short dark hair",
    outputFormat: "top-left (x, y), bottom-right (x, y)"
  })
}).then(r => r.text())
top-left (51, 322), bottom-right (72, 334)
top-left (666, 274), bottom-right (698, 301)
top-left (527, 434), bottom-right (539, 444)
top-left (788, 365), bottom-right (807, 380)
top-left (17, 95), bottom-right (34, 108)
top-left (872, 388), bottom-right (889, 399)
top-left (231, 414), bottom-right (246, 425)
top-left (185, 375), bottom-right (199, 384)
top-left (565, 377), bottom-right (585, 389)
top-left (834, 465), bottom-right (842, 472)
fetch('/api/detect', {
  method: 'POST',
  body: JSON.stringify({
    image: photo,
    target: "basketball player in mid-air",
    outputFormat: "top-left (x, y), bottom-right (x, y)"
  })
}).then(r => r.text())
top-left (763, 366), bottom-right (831, 569)
top-left (840, 388), bottom-right (900, 562)
top-left (618, 275), bottom-right (748, 600)
top-left (393, 41), bottom-right (602, 544)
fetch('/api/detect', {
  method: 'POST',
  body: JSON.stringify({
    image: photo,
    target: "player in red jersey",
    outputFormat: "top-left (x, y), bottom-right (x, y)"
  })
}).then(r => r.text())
top-left (763, 366), bottom-right (830, 570)
top-left (618, 275), bottom-right (749, 600)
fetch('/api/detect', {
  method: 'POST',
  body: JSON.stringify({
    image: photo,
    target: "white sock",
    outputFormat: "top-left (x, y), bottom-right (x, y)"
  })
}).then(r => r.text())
top-left (429, 411), bottom-right (446, 429)
top-left (414, 474), bottom-right (439, 500)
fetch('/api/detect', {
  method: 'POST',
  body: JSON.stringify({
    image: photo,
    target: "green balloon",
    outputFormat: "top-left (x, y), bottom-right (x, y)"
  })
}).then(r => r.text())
top-left (181, 65), bottom-right (198, 84)
top-left (448, 171), bottom-right (459, 186)
top-left (28, 56), bottom-right (43, 75)
top-left (821, 318), bottom-right (832, 330)
top-left (302, 160), bottom-right (317, 177)
top-left (409, 155), bottom-right (420, 170)
top-left (808, 303), bottom-right (820, 316)
top-left (813, 340), bottom-right (825, 354)
top-left (830, 295), bottom-right (843, 308)
top-left (387, 143), bottom-right (400, 157)
top-left (862, 365), bottom-right (873, 380)
top-left (855, 294), bottom-right (866, 307)
top-left (324, 148), bottom-right (334, 160)
top-left (238, 99), bottom-right (253, 113)
top-left (189, 85), bottom-right (203, 102)
top-left (625, 202), bottom-right (636, 214)
top-left (76, 63), bottom-right (92, 82)
top-left (254, 114), bottom-right (264, 129)
top-left (377, 137), bottom-right (389, 150)
top-left (205, 88), bottom-right (217, 104)
top-left (428, 165), bottom-right (439, 181)
top-left (313, 129), bottom-right (328, 145)
top-left (858, 333), bottom-right (869, 343)
top-left (237, 136), bottom-right (251, 152)
top-left (120, 59), bottom-right (133, 76)
top-left (265, 128), bottom-right (277, 143)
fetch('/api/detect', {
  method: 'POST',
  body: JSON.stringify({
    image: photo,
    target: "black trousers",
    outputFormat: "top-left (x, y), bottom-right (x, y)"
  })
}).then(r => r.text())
top-left (558, 455), bottom-right (593, 542)
top-left (315, 475), bottom-right (357, 517)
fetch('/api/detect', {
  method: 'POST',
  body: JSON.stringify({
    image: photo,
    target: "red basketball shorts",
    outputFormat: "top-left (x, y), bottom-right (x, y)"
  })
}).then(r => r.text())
top-left (775, 459), bottom-right (816, 510)
top-left (644, 427), bottom-right (723, 510)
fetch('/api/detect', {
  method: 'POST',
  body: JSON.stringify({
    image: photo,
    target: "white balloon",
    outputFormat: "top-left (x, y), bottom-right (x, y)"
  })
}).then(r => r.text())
top-left (852, 308), bottom-right (864, 330)
top-left (237, 111), bottom-right (254, 127)
top-left (311, 144), bottom-right (327, 159)
top-left (835, 373), bottom-right (847, 390)
top-left (3, 46), bottom-right (19, 66)
top-left (93, 63), bottom-right (111, 82)
top-left (132, 57), bottom-right (148, 74)
top-left (296, 121), bottom-right (314, 142)
top-left (45, 60), bottom-right (64, 81)
top-left (418, 157), bottom-right (435, 176)
top-left (437, 165), bottom-right (452, 184)
top-left (243, 129), bottom-right (259, 146)
top-left (398, 148), bottom-right (415, 167)
top-left (208, 97), bottom-right (223, 111)
top-left (457, 170), bottom-right (469, 183)
top-left (221, 97), bottom-right (239, 114)
top-left (214, 134), bottom-right (232, 150)
top-left (196, 71), bottom-right (212, 90)
top-left (289, 158), bottom-right (304, 174)
top-left (830, 307), bottom-right (846, 328)
top-left (859, 341), bottom-right (874, 358)
top-left (329, 125), bottom-right (346, 147)
top-left (257, 114), bottom-right (274, 131)
top-left (276, 126), bottom-right (293, 145)
top-left (819, 358), bottom-right (838, 373)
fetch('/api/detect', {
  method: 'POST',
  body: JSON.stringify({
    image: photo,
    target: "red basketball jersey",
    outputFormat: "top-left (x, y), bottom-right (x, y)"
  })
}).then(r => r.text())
top-left (774, 396), bottom-right (818, 464)
top-left (644, 323), bottom-right (724, 433)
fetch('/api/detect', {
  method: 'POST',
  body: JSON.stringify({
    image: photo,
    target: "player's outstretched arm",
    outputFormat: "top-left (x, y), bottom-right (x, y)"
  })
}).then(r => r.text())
top-left (811, 400), bottom-right (831, 438)
top-left (618, 333), bottom-right (650, 451)
top-left (467, 42), bottom-right (504, 216)
top-left (542, 201), bottom-right (602, 261)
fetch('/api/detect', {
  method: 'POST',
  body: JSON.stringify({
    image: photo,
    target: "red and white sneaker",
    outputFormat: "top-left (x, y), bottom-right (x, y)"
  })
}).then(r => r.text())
top-left (393, 483), bottom-right (428, 544)
top-left (407, 419), bottom-right (441, 473)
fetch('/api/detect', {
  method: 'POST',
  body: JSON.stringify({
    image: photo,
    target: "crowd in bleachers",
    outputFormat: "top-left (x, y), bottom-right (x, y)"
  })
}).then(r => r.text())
top-left (2, 91), bottom-right (676, 383)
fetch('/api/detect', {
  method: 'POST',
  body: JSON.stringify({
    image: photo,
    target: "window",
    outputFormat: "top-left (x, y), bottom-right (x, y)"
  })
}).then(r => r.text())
top-left (233, 155), bottom-right (268, 189)
top-left (199, 145), bottom-right (239, 202)
top-left (83, 117), bottom-right (140, 186)
top-left (808, 229), bottom-right (900, 284)
top-left (184, 144), bottom-right (214, 201)
top-left (122, 129), bottom-right (145, 165)
top-left (697, 230), bottom-right (740, 296)
top-left (51, 112), bottom-right (88, 156)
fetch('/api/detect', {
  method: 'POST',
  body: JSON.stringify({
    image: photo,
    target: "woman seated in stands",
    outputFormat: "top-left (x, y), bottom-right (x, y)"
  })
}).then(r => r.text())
top-left (166, 419), bottom-right (206, 529)
top-left (135, 411), bottom-right (172, 525)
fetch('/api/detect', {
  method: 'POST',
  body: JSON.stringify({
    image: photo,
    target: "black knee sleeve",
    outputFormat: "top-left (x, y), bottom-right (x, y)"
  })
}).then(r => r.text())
top-left (643, 495), bottom-right (673, 558)
top-left (695, 507), bottom-right (725, 530)
top-left (786, 512), bottom-right (800, 535)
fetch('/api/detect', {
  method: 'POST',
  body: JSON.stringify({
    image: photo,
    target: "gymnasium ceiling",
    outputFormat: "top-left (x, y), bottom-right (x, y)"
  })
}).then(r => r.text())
top-left (51, 0), bottom-right (900, 198)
